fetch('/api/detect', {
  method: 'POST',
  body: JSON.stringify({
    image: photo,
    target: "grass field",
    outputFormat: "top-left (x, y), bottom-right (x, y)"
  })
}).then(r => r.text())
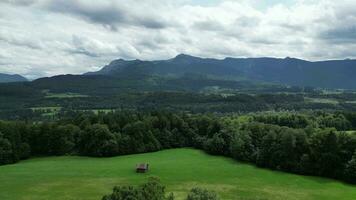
top-left (45, 93), bottom-right (89, 98)
top-left (1, 149), bottom-right (356, 200)
top-left (304, 97), bottom-right (339, 104)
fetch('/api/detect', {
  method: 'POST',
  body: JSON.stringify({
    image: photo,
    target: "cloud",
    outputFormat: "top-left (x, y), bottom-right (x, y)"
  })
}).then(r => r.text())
top-left (0, 0), bottom-right (36, 6)
top-left (0, 0), bottom-right (356, 78)
top-left (44, 0), bottom-right (169, 30)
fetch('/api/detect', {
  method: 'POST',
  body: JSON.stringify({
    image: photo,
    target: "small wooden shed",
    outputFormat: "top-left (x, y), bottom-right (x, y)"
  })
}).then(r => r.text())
top-left (136, 163), bottom-right (149, 173)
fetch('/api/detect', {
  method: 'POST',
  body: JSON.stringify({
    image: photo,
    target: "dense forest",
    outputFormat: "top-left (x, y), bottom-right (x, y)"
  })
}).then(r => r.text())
top-left (1, 110), bottom-right (355, 184)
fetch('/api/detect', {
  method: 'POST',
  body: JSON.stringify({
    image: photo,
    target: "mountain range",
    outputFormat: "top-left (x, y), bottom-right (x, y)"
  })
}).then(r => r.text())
top-left (2, 55), bottom-right (356, 94)
top-left (84, 54), bottom-right (356, 89)
top-left (0, 73), bottom-right (27, 83)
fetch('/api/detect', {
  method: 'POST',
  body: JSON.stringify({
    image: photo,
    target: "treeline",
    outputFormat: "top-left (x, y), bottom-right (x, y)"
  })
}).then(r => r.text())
top-left (0, 111), bottom-right (355, 183)
top-left (203, 121), bottom-right (356, 182)
top-left (252, 111), bottom-right (356, 130)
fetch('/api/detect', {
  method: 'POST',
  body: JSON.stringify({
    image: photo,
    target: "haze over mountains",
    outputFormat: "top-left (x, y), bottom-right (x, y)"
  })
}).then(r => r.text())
top-left (0, 73), bottom-right (27, 83)
top-left (85, 54), bottom-right (356, 89)
top-left (2, 54), bottom-right (356, 89)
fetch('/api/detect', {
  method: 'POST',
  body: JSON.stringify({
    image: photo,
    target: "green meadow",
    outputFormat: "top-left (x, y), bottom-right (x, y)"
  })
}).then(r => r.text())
top-left (0, 149), bottom-right (355, 200)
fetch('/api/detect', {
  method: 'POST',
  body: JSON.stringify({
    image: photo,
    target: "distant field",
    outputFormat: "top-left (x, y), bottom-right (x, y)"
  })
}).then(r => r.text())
top-left (1, 149), bottom-right (355, 200)
top-left (304, 97), bottom-right (339, 104)
top-left (346, 131), bottom-right (356, 135)
top-left (76, 109), bottom-right (115, 114)
top-left (30, 106), bottom-right (62, 112)
top-left (45, 93), bottom-right (89, 98)
top-left (30, 106), bottom-right (62, 117)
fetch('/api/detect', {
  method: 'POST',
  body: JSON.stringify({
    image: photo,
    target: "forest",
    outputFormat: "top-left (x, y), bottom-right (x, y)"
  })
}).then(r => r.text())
top-left (1, 110), bottom-right (356, 184)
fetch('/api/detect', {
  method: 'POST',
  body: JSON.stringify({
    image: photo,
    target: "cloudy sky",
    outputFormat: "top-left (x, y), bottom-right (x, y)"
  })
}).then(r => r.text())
top-left (0, 0), bottom-right (356, 79)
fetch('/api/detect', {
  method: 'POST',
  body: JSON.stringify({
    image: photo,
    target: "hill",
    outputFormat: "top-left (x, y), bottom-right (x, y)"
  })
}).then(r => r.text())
top-left (0, 73), bottom-right (27, 83)
top-left (0, 148), bottom-right (355, 200)
top-left (86, 54), bottom-right (356, 89)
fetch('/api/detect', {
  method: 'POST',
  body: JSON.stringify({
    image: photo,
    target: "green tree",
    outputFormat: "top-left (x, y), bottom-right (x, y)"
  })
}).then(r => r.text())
top-left (310, 129), bottom-right (341, 177)
top-left (78, 124), bottom-right (118, 157)
top-left (0, 133), bottom-right (13, 164)
top-left (344, 151), bottom-right (356, 183)
top-left (102, 186), bottom-right (139, 200)
top-left (141, 177), bottom-right (173, 200)
top-left (186, 188), bottom-right (219, 200)
top-left (102, 177), bottom-right (174, 200)
top-left (49, 125), bottom-right (79, 155)
top-left (230, 130), bottom-right (254, 162)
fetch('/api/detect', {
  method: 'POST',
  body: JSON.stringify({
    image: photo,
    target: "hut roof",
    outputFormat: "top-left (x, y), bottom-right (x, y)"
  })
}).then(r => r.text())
top-left (136, 163), bottom-right (148, 170)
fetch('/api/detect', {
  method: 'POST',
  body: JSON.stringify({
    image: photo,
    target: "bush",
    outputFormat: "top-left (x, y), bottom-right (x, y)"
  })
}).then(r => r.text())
top-left (186, 187), bottom-right (219, 200)
top-left (102, 177), bottom-right (174, 200)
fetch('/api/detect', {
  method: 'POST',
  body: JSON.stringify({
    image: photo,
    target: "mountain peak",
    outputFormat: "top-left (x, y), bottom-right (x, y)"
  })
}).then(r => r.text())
top-left (174, 54), bottom-right (199, 59)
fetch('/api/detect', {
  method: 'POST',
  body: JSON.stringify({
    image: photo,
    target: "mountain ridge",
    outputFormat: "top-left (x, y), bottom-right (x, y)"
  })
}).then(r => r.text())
top-left (0, 73), bottom-right (28, 83)
top-left (84, 55), bottom-right (356, 89)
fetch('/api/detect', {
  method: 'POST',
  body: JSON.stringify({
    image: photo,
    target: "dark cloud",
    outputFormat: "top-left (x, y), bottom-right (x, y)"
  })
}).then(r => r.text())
top-left (0, 35), bottom-right (43, 50)
top-left (0, 0), bottom-right (36, 6)
top-left (45, 0), bottom-right (168, 30)
top-left (320, 26), bottom-right (356, 43)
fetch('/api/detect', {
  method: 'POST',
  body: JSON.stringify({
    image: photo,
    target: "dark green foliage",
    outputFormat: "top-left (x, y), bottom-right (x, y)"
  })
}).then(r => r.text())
top-left (310, 129), bottom-right (342, 177)
top-left (78, 124), bottom-right (118, 157)
top-left (344, 151), bottom-right (356, 183)
top-left (186, 188), bottom-right (219, 200)
top-left (0, 133), bottom-right (13, 165)
top-left (122, 121), bottom-right (161, 153)
top-left (48, 125), bottom-right (79, 155)
top-left (102, 186), bottom-right (140, 200)
top-left (102, 177), bottom-right (174, 200)
top-left (140, 177), bottom-right (169, 200)
top-left (230, 130), bottom-right (254, 162)
top-left (203, 128), bottom-right (232, 156)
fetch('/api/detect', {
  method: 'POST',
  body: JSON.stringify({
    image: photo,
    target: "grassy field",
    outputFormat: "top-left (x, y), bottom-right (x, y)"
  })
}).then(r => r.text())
top-left (1, 149), bottom-right (356, 200)
top-left (30, 106), bottom-right (62, 112)
top-left (304, 97), bottom-right (339, 104)
top-left (45, 93), bottom-right (89, 98)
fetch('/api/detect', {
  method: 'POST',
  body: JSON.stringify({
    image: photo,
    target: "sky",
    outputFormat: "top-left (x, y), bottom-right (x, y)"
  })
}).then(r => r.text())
top-left (0, 0), bottom-right (356, 79)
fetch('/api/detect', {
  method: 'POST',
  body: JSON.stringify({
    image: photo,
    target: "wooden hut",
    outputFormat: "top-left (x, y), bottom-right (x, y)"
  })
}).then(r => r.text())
top-left (136, 163), bottom-right (149, 173)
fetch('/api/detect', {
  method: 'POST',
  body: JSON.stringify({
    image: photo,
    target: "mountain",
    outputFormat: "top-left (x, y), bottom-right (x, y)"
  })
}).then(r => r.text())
top-left (86, 54), bottom-right (356, 89)
top-left (0, 73), bottom-right (28, 83)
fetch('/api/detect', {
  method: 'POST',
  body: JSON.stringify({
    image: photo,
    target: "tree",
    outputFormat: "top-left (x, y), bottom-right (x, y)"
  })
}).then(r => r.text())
top-left (310, 129), bottom-right (341, 177)
top-left (230, 130), bottom-right (254, 162)
top-left (277, 128), bottom-right (297, 171)
top-left (141, 177), bottom-right (172, 200)
top-left (102, 186), bottom-right (139, 200)
top-left (49, 125), bottom-right (79, 155)
top-left (203, 134), bottom-right (226, 155)
top-left (186, 188), bottom-right (219, 200)
top-left (0, 133), bottom-right (13, 165)
top-left (78, 124), bottom-right (118, 157)
top-left (102, 177), bottom-right (174, 200)
top-left (256, 129), bottom-right (278, 168)
top-left (344, 151), bottom-right (356, 183)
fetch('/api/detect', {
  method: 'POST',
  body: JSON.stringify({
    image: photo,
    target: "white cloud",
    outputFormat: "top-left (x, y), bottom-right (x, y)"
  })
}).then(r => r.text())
top-left (0, 0), bottom-right (356, 78)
